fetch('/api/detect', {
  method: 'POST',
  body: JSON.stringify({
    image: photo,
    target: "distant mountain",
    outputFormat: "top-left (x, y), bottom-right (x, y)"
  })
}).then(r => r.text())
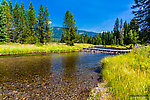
top-left (52, 27), bottom-right (99, 39)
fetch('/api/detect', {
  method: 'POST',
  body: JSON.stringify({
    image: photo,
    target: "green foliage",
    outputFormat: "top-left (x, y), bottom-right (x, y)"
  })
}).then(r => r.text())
top-left (62, 10), bottom-right (78, 46)
top-left (1, 0), bottom-right (13, 43)
top-left (0, 0), bottom-right (52, 44)
top-left (113, 18), bottom-right (120, 44)
top-left (13, 2), bottom-right (20, 42)
top-left (27, 2), bottom-right (37, 44)
top-left (101, 47), bottom-right (150, 99)
top-left (132, 0), bottom-right (150, 42)
top-left (37, 4), bottom-right (52, 44)
top-left (37, 4), bottom-right (45, 44)
top-left (18, 2), bottom-right (26, 44)
top-left (0, 5), bottom-right (6, 42)
top-left (44, 6), bottom-right (52, 43)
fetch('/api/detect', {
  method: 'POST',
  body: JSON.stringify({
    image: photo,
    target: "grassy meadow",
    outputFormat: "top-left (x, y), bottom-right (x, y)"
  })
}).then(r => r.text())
top-left (0, 42), bottom-right (132, 55)
top-left (0, 43), bottom-right (93, 55)
top-left (89, 46), bottom-right (150, 100)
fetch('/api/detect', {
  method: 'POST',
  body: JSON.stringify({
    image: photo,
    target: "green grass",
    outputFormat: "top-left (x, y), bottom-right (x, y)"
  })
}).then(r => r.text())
top-left (0, 43), bottom-right (93, 55)
top-left (96, 46), bottom-right (150, 100)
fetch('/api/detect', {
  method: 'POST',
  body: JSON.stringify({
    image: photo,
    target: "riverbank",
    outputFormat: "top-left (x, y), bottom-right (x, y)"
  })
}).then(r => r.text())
top-left (0, 43), bottom-right (131, 55)
top-left (89, 46), bottom-right (150, 100)
top-left (0, 43), bottom-right (92, 55)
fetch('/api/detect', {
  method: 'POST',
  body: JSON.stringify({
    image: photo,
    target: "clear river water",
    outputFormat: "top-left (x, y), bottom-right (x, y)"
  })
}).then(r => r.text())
top-left (0, 52), bottom-right (111, 100)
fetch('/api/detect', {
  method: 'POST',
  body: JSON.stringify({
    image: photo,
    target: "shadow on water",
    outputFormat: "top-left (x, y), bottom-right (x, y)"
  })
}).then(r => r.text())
top-left (0, 52), bottom-right (110, 99)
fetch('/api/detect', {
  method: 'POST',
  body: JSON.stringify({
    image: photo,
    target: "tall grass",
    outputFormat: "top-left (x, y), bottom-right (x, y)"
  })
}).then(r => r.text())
top-left (0, 43), bottom-right (92, 55)
top-left (101, 46), bottom-right (150, 99)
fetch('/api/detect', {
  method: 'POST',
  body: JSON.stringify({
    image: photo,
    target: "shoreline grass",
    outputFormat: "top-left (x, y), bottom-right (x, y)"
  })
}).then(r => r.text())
top-left (0, 42), bottom-right (133, 56)
top-left (0, 43), bottom-right (93, 55)
top-left (89, 46), bottom-right (150, 99)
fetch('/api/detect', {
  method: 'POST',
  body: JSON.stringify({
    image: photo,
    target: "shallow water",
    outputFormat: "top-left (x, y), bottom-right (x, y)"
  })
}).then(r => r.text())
top-left (0, 52), bottom-right (111, 100)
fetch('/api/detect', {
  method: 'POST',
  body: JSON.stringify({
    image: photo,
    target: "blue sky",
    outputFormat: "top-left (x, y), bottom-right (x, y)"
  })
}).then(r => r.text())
top-left (8, 0), bottom-right (135, 33)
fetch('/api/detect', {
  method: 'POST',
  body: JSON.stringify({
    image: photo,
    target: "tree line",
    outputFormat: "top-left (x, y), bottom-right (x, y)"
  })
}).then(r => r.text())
top-left (61, 0), bottom-right (149, 46)
top-left (0, 0), bottom-right (52, 44)
top-left (76, 18), bottom-right (140, 45)
top-left (60, 11), bottom-right (141, 46)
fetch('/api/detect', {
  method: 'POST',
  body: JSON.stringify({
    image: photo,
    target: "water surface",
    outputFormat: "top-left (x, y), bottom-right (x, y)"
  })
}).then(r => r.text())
top-left (0, 52), bottom-right (111, 100)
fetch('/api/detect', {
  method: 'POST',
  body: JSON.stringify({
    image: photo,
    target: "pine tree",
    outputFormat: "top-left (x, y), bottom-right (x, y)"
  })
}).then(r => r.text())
top-left (8, 0), bottom-right (13, 42)
top-left (1, 0), bottom-right (13, 42)
top-left (110, 31), bottom-right (114, 44)
top-left (13, 2), bottom-right (20, 42)
top-left (97, 34), bottom-right (102, 45)
top-left (129, 18), bottom-right (139, 44)
top-left (37, 4), bottom-right (45, 44)
top-left (0, 5), bottom-right (6, 42)
top-left (132, 0), bottom-right (150, 42)
top-left (123, 21), bottom-right (129, 45)
top-left (60, 33), bottom-right (65, 43)
top-left (130, 18), bottom-right (139, 33)
top-left (44, 6), bottom-right (52, 43)
top-left (113, 18), bottom-right (120, 44)
top-left (128, 30), bottom-right (134, 44)
top-left (102, 32), bottom-right (106, 45)
top-left (62, 10), bottom-right (78, 46)
top-left (18, 2), bottom-right (26, 43)
top-left (120, 19), bottom-right (124, 45)
top-left (133, 31), bottom-right (139, 44)
top-left (27, 2), bottom-right (37, 44)
top-left (84, 33), bottom-right (88, 43)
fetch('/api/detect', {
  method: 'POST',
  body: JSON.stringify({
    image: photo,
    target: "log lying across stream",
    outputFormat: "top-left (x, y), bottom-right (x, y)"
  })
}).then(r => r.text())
top-left (83, 47), bottom-right (131, 54)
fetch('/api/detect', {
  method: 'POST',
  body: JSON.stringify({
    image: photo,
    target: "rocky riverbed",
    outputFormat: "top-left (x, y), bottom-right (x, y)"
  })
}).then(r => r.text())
top-left (0, 53), bottom-right (111, 100)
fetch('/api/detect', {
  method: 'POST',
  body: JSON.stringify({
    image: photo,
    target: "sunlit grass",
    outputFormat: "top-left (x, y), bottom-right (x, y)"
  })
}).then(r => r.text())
top-left (0, 43), bottom-right (93, 55)
top-left (98, 46), bottom-right (150, 99)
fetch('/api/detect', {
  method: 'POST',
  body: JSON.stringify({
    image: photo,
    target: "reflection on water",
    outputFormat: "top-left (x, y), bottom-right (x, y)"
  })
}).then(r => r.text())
top-left (0, 53), bottom-right (110, 99)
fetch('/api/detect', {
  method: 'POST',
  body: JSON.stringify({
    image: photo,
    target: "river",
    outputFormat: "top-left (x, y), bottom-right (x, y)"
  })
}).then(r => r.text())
top-left (0, 52), bottom-right (111, 100)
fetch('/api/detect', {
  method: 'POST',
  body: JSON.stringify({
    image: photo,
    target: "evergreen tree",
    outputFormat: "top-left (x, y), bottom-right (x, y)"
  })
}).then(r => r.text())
top-left (62, 10), bottom-right (78, 46)
top-left (1, 0), bottom-right (13, 42)
top-left (128, 30), bottom-right (134, 44)
top-left (130, 18), bottom-right (139, 44)
top-left (110, 31), bottom-right (114, 44)
top-left (44, 6), bottom-right (52, 43)
top-left (8, 0), bottom-right (13, 42)
top-left (123, 21), bottom-right (129, 44)
top-left (132, 0), bottom-right (150, 42)
top-left (60, 33), bottom-right (65, 43)
top-left (13, 2), bottom-right (20, 42)
top-left (113, 18), bottom-right (120, 44)
top-left (120, 19), bottom-right (124, 45)
top-left (102, 32), bottom-right (106, 45)
top-left (84, 33), bottom-right (88, 43)
top-left (27, 2), bottom-right (37, 44)
top-left (133, 31), bottom-right (139, 44)
top-left (97, 34), bottom-right (102, 45)
top-left (0, 5), bottom-right (6, 42)
top-left (130, 18), bottom-right (139, 33)
top-left (18, 2), bottom-right (26, 43)
top-left (37, 4), bottom-right (45, 44)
